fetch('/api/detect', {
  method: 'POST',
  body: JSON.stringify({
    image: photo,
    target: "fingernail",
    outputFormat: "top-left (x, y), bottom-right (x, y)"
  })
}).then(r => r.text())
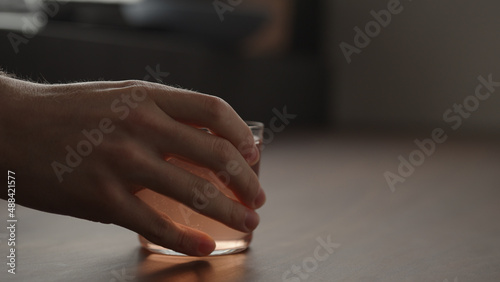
top-left (245, 210), bottom-right (260, 231)
top-left (246, 146), bottom-right (260, 165)
top-left (253, 187), bottom-right (266, 209)
top-left (197, 239), bottom-right (215, 256)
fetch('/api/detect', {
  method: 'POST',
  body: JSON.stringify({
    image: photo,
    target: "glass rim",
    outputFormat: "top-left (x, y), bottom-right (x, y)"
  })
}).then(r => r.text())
top-left (245, 120), bottom-right (264, 129)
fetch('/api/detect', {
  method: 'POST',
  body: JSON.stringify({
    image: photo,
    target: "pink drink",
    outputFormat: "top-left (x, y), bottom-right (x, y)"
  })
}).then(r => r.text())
top-left (138, 125), bottom-right (262, 256)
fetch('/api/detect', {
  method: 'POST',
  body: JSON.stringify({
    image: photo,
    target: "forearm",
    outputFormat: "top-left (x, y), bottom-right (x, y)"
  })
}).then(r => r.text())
top-left (0, 74), bottom-right (39, 182)
top-left (0, 73), bottom-right (22, 136)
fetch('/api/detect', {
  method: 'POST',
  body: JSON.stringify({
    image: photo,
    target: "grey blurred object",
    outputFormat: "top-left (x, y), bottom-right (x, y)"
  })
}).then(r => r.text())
top-left (0, 0), bottom-right (43, 32)
top-left (0, 0), bottom-right (40, 12)
top-left (121, 0), bottom-right (268, 40)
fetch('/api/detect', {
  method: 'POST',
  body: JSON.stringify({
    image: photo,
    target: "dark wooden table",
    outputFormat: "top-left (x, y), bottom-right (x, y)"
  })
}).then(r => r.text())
top-left (1, 131), bottom-right (499, 281)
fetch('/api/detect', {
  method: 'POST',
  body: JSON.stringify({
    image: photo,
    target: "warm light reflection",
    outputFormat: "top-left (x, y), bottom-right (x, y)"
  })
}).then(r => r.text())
top-left (136, 252), bottom-right (248, 282)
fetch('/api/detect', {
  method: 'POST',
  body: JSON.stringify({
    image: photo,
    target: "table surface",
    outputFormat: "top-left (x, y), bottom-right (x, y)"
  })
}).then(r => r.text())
top-left (1, 131), bottom-right (499, 282)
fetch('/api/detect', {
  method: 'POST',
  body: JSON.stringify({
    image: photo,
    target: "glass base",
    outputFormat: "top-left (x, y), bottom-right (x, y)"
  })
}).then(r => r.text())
top-left (139, 233), bottom-right (252, 256)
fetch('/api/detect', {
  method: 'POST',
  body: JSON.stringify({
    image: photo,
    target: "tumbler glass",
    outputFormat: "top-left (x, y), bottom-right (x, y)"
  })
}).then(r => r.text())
top-left (137, 121), bottom-right (264, 256)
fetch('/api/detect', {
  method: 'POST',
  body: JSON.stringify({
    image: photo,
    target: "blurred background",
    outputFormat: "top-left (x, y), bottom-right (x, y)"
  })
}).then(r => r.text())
top-left (1, 2), bottom-right (499, 280)
top-left (0, 0), bottom-right (499, 134)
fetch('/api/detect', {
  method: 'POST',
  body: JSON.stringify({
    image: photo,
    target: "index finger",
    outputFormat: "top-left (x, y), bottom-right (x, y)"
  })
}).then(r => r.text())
top-left (147, 83), bottom-right (260, 164)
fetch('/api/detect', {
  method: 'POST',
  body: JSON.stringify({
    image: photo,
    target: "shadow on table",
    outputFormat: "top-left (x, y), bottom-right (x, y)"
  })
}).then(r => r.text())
top-left (135, 248), bottom-right (249, 282)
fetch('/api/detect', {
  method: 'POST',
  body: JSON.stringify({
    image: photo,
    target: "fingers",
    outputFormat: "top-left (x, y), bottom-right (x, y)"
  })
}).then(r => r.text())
top-left (140, 113), bottom-right (264, 209)
top-left (147, 84), bottom-right (260, 164)
top-left (105, 140), bottom-right (261, 233)
top-left (106, 143), bottom-right (259, 255)
top-left (94, 82), bottom-right (266, 255)
top-left (122, 98), bottom-right (264, 210)
top-left (113, 190), bottom-right (216, 256)
top-left (170, 122), bottom-right (263, 209)
top-left (136, 157), bottom-right (260, 233)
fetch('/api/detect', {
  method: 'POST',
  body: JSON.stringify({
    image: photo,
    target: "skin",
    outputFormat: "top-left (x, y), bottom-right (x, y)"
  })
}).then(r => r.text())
top-left (0, 74), bottom-right (266, 256)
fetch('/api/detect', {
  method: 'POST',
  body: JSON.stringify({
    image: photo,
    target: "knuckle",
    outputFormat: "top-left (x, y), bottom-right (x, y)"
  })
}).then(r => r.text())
top-left (174, 228), bottom-right (191, 252)
top-left (121, 80), bottom-right (153, 103)
top-left (121, 79), bottom-right (148, 89)
top-left (130, 82), bottom-right (151, 98)
top-left (203, 96), bottom-right (231, 121)
top-left (106, 141), bottom-right (147, 171)
top-left (146, 215), bottom-right (173, 244)
top-left (242, 173), bottom-right (260, 198)
top-left (90, 136), bottom-right (114, 155)
top-left (124, 104), bottom-right (150, 125)
top-left (109, 141), bottom-right (134, 159)
top-left (211, 138), bottom-right (234, 164)
top-left (98, 181), bottom-right (122, 204)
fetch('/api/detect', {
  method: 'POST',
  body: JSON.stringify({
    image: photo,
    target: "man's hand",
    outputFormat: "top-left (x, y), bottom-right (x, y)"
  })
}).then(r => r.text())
top-left (0, 76), bottom-right (266, 256)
